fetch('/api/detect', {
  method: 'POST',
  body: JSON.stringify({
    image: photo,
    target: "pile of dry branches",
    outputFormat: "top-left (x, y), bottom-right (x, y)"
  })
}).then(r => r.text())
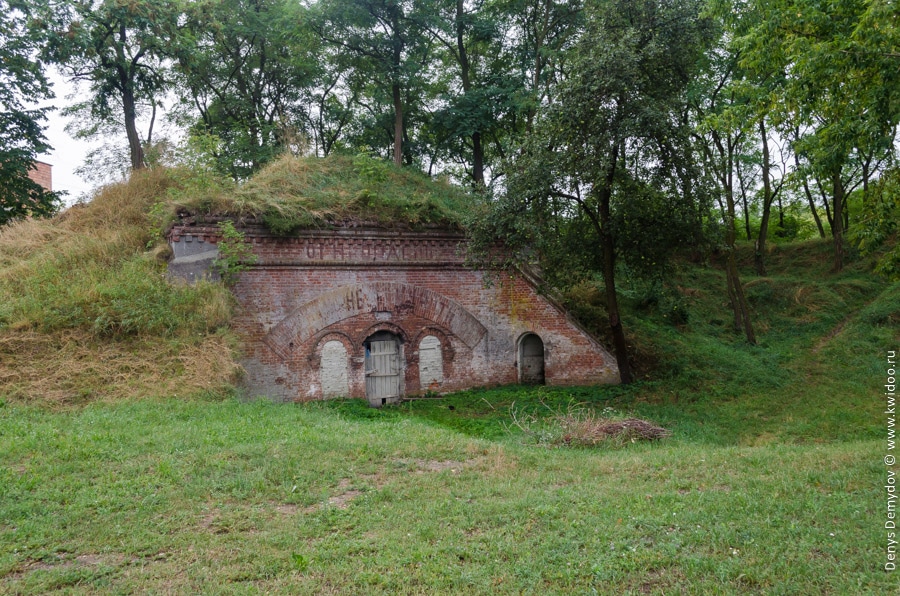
top-left (507, 400), bottom-right (672, 447)
top-left (557, 415), bottom-right (672, 446)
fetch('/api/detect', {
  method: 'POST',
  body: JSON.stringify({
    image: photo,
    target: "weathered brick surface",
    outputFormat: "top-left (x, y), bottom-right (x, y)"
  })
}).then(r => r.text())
top-left (168, 223), bottom-right (619, 402)
top-left (28, 161), bottom-right (52, 192)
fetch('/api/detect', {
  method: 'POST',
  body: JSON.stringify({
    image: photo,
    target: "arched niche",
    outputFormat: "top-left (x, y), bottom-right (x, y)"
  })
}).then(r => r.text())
top-left (518, 333), bottom-right (546, 385)
top-left (418, 335), bottom-right (444, 391)
top-left (319, 340), bottom-right (350, 398)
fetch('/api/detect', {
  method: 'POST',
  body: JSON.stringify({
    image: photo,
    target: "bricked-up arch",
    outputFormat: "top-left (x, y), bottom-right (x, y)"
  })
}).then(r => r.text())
top-left (264, 282), bottom-right (487, 358)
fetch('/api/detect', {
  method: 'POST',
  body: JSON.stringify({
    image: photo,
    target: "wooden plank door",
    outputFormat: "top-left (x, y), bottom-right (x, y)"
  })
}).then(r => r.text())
top-left (366, 339), bottom-right (400, 404)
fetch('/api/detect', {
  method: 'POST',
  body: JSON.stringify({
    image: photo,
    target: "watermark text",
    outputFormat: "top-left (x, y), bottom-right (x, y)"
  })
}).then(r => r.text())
top-left (886, 350), bottom-right (896, 572)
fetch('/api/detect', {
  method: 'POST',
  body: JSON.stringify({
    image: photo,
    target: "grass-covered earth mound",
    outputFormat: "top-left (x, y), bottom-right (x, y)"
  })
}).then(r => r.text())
top-left (0, 161), bottom-right (897, 593)
top-left (167, 153), bottom-right (475, 234)
top-left (0, 168), bottom-right (240, 405)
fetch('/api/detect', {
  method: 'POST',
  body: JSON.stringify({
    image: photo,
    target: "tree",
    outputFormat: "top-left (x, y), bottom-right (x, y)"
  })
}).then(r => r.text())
top-left (481, 0), bottom-right (713, 382)
top-left (417, 0), bottom-right (583, 186)
top-left (40, 0), bottom-right (178, 171)
top-left (413, 0), bottom-right (503, 185)
top-left (311, 0), bottom-right (434, 166)
top-left (737, 0), bottom-right (900, 271)
top-left (689, 42), bottom-right (757, 342)
top-left (0, 0), bottom-right (61, 226)
top-left (492, 0), bottom-right (583, 132)
top-left (173, 0), bottom-right (319, 179)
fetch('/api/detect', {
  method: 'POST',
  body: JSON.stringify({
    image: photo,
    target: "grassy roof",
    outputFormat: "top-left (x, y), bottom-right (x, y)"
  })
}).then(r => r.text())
top-left (169, 154), bottom-right (477, 234)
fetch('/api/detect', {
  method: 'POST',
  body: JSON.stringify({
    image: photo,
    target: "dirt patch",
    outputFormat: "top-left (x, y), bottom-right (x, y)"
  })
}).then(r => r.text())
top-left (76, 554), bottom-right (107, 566)
top-left (4, 553), bottom-right (127, 580)
top-left (327, 490), bottom-right (362, 509)
top-left (301, 476), bottom-right (381, 513)
top-left (417, 459), bottom-right (466, 473)
top-left (634, 568), bottom-right (686, 594)
top-left (199, 511), bottom-right (219, 530)
top-left (275, 504), bottom-right (300, 516)
top-left (395, 458), bottom-right (469, 474)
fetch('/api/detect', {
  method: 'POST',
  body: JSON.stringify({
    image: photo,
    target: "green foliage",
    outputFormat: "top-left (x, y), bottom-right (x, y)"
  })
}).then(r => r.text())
top-left (173, 0), bottom-right (319, 179)
top-left (478, 0), bottom-right (714, 276)
top-left (852, 168), bottom-right (900, 279)
top-left (39, 0), bottom-right (179, 170)
top-left (212, 221), bottom-right (256, 286)
top-left (310, 0), bottom-right (436, 166)
top-left (732, 0), bottom-right (899, 271)
top-left (0, 1), bottom-right (63, 226)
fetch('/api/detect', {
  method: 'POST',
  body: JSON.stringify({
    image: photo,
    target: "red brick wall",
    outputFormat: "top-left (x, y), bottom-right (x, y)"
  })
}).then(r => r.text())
top-left (28, 161), bottom-right (52, 192)
top-left (169, 223), bottom-right (619, 402)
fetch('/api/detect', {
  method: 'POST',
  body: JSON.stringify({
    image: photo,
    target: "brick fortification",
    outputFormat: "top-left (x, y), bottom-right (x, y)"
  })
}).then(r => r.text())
top-left (168, 222), bottom-right (619, 403)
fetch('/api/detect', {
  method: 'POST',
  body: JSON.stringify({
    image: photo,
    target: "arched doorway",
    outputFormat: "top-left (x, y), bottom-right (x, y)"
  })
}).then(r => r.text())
top-left (519, 333), bottom-right (545, 385)
top-left (364, 331), bottom-right (402, 406)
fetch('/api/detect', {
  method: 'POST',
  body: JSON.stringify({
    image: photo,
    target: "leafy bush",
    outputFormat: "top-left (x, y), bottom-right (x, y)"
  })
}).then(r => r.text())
top-left (213, 221), bottom-right (256, 286)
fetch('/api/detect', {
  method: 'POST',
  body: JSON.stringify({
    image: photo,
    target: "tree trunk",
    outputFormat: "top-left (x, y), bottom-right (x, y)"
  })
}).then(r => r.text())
top-left (727, 254), bottom-right (756, 344)
top-left (391, 6), bottom-right (403, 167)
top-left (599, 216), bottom-right (632, 383)
top-left (755, 119), bottom-right (773, 276)
top-left (832, 169), bottom-right (845, 271)
top-left (713, 126), bottom-right (755, 344)
top-left (392, 82), bottom-right (403, 167)
top-left (736, 159), bottom-right (752, 240)
top-left (472, 132), bottom-right (484, 185)
top-left (796, 154), bottom-right (825, 238)
top-left (804, 179), bottom-right (826, 238)
top-left (596, 150), bottom-right (633, 384)
top-left (122, 86), bottom-right (145, 170)
top-left (456, 0), bottom-right (484, 185)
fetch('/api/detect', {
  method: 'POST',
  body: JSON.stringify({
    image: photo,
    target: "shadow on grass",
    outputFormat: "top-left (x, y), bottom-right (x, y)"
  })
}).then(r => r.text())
top-left (317, 383), bottom-right (671, 443)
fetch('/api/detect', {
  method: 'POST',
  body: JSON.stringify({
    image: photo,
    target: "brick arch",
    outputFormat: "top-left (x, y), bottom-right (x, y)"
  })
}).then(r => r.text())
top-left (307, 331), bottom-right (357, 364)
top-left (263, 282), bottom-right (487, 358)
top-left (360, 321), bottom-right (409, 344)
top-left (411, 326), bottom-right (456, 363)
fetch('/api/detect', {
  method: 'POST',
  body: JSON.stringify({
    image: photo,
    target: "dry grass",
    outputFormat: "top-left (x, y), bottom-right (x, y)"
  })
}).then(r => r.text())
top-left (557, 415), bottom-right (672, 446)
top-left (166, 154), bottom-right (474, 233)
top-left (0, 329), bottom-right (241, 407)
top-left (0, 167), bottom-right (173, 262)
top-left (0, 168), bottom-right (241, 406)
top-left (507, 401), bottom-right (671, 448)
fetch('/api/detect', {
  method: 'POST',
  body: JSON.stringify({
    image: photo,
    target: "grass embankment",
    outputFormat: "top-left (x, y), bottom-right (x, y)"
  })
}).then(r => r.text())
top-left (0, 162), bottom-right (897, 592)
top-left (0, 169), bottom-right (238, 405)
top-left (165, 153), bottom-right (473, 233)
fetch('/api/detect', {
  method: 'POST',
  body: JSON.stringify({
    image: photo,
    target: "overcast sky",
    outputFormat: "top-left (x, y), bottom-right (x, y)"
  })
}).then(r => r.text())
top-left (33, 68), bottom-right (98, 203)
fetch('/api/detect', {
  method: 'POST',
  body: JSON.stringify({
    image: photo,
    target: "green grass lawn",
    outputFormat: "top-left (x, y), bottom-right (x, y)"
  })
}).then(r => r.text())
top-left (0, 236), bottom-right (897, 593)
top-left (0, 396), bottom-right (891, 594)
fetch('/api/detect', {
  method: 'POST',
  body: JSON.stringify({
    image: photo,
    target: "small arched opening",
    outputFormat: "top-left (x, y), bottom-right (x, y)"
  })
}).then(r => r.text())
top-left (518, 333), bottom-right (545, 385)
